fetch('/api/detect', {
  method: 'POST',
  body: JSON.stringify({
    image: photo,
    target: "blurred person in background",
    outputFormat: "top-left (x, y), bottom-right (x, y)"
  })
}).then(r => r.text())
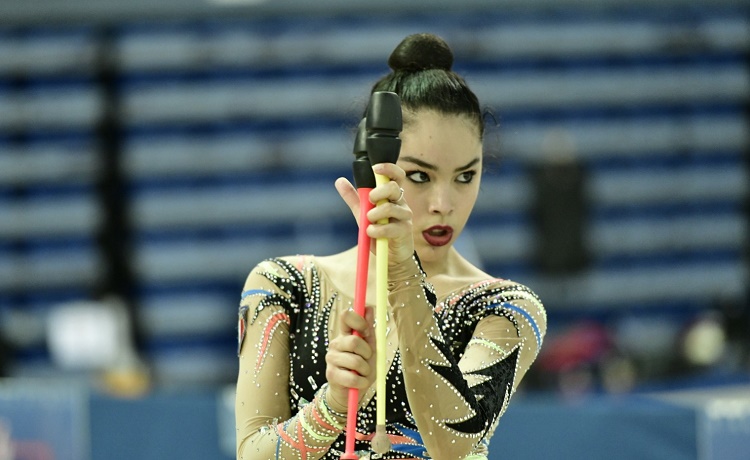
top-left (0, 334), bottom-right (10, 378)
top-left (235, 33), bottom-right (546, 460)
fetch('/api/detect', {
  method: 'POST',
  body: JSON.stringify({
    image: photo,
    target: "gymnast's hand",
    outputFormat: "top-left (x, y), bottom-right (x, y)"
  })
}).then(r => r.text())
top-left (324, 306), bottom-right (376, 412)
top-left (335, 162), bottom-right (414, 267)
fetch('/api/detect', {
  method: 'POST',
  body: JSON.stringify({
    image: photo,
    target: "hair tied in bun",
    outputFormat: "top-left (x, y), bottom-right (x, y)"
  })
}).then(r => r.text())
top-left (387, 33), bottom-right (454, 72)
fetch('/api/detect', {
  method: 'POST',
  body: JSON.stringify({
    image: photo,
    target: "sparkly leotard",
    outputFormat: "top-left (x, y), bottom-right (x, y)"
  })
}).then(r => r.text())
top-left (236, 254), bottom-right (546, 460)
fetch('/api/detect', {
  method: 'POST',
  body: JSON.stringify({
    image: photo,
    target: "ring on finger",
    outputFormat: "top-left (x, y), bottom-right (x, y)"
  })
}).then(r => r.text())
top-left (395, 187), bottom-right (404, 203)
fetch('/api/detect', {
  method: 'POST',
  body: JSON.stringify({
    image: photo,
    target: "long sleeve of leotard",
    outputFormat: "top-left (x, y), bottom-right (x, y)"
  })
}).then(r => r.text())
top-left (235, 259), bottom-right (346, 460)
top-left (388, 256), bottom-right (546, 459)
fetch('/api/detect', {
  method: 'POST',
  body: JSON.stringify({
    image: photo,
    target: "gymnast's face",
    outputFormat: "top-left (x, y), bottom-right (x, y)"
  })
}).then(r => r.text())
top-left (397, 110), bottom-right (483, 267)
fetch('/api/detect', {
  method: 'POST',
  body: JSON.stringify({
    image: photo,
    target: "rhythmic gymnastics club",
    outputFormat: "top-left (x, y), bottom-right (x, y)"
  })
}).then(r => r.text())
top-left (365, 91), bottom-right (402, 455)
top-left (341, 118), bottom-right (375, 460)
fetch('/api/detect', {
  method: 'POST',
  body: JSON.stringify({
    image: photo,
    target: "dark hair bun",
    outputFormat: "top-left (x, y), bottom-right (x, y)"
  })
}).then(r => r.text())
top-left (387, 33), bottom-right (453, 72)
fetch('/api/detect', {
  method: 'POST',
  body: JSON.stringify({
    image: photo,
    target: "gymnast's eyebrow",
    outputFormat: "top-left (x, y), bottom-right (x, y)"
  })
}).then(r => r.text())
top-left (400, 156), bottom-right (480, 172)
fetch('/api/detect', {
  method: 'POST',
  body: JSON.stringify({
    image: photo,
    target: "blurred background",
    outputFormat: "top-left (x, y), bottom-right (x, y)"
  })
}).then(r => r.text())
top-left (0, 0), bottom-right (748, 459)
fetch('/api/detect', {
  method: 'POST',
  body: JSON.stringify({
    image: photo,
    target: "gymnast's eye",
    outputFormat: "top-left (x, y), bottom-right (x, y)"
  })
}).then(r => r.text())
top-left (457, 171), bottom-right (477, 184)
top-left (406, 171), bottom-right (430, 184)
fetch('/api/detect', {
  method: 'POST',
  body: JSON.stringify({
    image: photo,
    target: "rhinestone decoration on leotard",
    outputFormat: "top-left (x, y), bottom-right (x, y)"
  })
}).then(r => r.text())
top-left (237, 257), bottom-right (545, 459)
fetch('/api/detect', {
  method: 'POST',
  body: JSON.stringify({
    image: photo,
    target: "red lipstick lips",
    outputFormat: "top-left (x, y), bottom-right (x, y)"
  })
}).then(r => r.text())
top-left (422, 225), bottom-right (453, 247)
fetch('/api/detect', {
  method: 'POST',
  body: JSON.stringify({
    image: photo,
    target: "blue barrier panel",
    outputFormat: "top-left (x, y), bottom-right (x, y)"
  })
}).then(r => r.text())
top-left (493, 394), bottom-right (698, 460)
top-left (647, 384), bottom-right (750, 460)
top-left (89, 388), bottom-right (230, 460)
top-left (703, 398), bottom-right (750, 459)
top-left (0, 380), bottom-right (89, 460)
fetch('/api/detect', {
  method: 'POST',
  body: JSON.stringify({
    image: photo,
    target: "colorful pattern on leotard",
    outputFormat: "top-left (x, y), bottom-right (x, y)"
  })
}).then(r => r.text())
top-left (236, 256), bottom-right (546, 459)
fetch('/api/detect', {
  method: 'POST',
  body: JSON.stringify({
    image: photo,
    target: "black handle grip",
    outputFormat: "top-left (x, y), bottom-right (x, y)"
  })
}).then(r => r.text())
top-left (366, 92), bottom-right (402, 166)
top-left (352, 118), bottom-right (375, 189)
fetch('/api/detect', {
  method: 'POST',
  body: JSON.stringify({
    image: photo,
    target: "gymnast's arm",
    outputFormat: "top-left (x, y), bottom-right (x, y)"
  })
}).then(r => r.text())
top-left (235, 260), bottom-right (346, 460)
top-left (388, 258), bottom-right (546, 459)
